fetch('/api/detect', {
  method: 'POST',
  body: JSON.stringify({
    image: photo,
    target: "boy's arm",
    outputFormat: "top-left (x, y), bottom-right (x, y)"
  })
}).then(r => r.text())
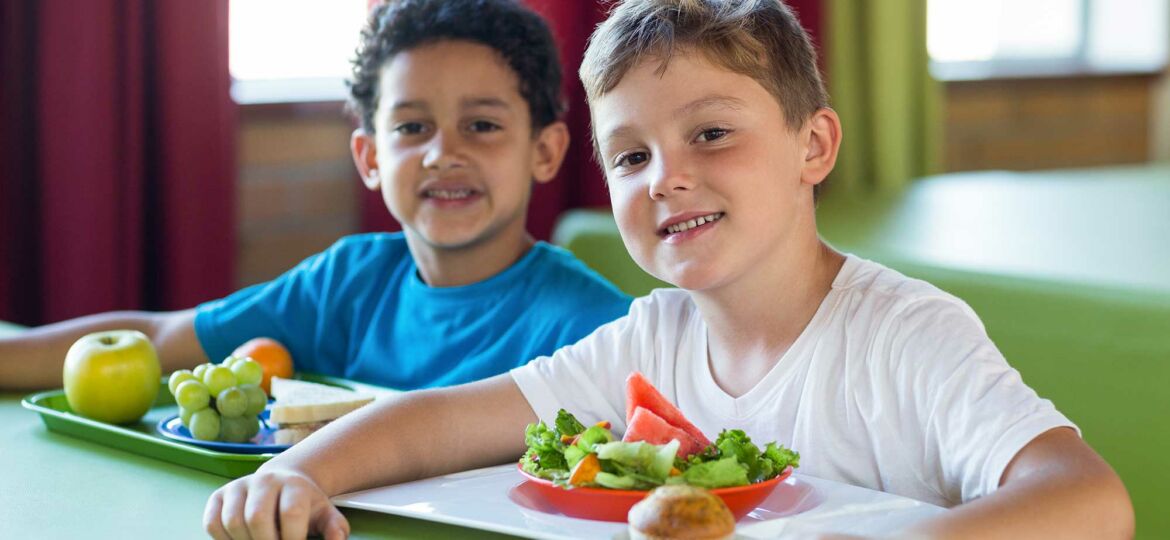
top-left (204, 373), bottom-right (537, 540)
top-left (906, 427), bottom-right (1134, 539)
top-left (0, 309), bottom-right (208, 390)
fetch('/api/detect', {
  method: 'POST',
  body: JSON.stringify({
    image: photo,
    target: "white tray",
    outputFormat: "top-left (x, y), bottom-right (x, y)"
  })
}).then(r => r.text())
top-left (332, 464), bottom-right (948, 539)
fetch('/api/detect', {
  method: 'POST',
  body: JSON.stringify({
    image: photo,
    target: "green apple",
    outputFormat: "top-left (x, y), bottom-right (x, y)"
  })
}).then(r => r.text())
top-left (62, 330), bottom-right (161, 424)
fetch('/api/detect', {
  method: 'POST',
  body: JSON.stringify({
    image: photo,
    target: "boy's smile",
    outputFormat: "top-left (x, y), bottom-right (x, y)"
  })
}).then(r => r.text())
top-left (592, 51), bottom-right (823, 293)
top-left (417, 175), bottom-right (484, 209)
top-left (657, 211), bottom-right (725, 244)
top-left (349, 40), bottom-right (567, 285)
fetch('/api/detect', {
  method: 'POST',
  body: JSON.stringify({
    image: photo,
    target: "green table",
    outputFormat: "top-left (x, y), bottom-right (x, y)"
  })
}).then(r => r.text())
top-left (0, 325), bottom-right (514, 539)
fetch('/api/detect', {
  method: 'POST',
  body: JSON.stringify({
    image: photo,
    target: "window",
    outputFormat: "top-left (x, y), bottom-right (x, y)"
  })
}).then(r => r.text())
top-left (927, 0), bottom-right (1169, 80)
top-left (229, 0), bottom-right (370, 104)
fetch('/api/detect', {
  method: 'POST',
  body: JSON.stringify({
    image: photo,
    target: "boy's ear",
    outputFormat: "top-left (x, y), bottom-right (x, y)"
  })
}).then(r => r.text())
top-left (800, 108), bottom-right (842, 187)
top-left (350, 129), bottom-right (381, 191)
top-left (530, 121), bottom-right (570, 184)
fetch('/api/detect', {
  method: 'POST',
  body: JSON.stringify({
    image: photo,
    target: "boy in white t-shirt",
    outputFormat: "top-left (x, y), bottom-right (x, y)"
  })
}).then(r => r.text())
top-left (204, 1), bottom-right (1133, 538)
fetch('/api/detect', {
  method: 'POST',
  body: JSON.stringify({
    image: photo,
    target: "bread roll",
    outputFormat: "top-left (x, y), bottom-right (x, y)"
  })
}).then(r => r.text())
top-left (628, 485), bottom-right (736, 540)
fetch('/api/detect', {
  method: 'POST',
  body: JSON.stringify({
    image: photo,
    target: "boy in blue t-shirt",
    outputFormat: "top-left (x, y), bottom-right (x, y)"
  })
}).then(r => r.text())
top-left (0, 0), bottom-right (631, 391)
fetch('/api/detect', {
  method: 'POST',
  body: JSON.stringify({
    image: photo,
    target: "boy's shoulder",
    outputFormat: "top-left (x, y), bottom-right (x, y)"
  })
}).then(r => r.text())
top-left (617, 288), bottom-right (697, 328)
top-left (304, 232), bottom-right (410, 270)
top-left (832, 254), bottom-right (984, 333)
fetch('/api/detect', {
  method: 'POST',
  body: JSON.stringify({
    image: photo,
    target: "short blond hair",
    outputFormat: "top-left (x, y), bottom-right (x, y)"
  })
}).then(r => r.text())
top-left (580, 0), bottom-right (828, 130)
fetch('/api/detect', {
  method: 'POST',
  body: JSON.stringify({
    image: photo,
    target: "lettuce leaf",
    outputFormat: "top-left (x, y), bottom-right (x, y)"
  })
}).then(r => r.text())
top-left (595, 440), bottom-right (679, 482)
top-left (680, 456), bottom-right (749, 488)
top-left (522, 421), bottom-right (568, 475)
top-left (716, 430), bottom-right (762, 479)
top-left (555, 409), bottom-right (586, 437)
top-left (705, 429), bottom-right (799, 483)
top-left (764, 442), bottom-right (800, 470)
top-left (594, 471), bottom-right (637, 489)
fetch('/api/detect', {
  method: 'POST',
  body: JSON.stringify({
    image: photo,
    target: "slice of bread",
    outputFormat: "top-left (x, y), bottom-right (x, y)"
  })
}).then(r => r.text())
top-left (268, 377), bottom-right (375, 425)
top-left (273, 423), bottom-right (326, 445)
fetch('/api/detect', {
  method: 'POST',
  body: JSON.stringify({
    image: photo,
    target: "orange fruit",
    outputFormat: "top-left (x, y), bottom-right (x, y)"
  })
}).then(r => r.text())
top-left (231, 337), bottom-right (293, 393)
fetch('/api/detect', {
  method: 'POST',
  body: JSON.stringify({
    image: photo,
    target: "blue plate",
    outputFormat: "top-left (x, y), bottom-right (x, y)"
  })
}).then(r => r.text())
top-left (156, 410), bottom-right (290, 454)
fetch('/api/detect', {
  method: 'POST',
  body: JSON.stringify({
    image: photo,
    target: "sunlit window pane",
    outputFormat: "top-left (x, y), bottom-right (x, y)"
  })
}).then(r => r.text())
top-left (928, 0), bottom-right (1081, 62)
top-left (1088, 0), bottom-right (1170, 68)
top-left (993, 0), bottom-right (1081, 59)
top-left (928, 0), bottom-right (1168, 77)
top-left (927, 0), bottom-right (1001, 62)
top-left (229, 0), bottom-right (369, 81)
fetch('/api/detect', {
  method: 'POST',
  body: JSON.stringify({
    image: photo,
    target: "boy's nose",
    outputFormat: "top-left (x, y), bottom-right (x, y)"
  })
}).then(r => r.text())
top-left (647, 160), bottom-right (696, 200)
top-left (422, 131), bottom-right (465, 171)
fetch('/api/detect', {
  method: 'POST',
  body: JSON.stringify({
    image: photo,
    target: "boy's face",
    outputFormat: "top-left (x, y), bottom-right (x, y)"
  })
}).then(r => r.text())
top-left (352, 40), bottom-right (565, 252)
top-left (591, 51), bottom-right (830, 292)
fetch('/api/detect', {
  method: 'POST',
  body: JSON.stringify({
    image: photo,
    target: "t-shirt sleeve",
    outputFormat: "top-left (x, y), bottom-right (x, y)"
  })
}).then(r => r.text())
top-left (880, 297), bottom-right (1077, 503)
top-left (510, 294), bottom-right (654, 431)
top-left (193, 245), bottom-right (343, 373)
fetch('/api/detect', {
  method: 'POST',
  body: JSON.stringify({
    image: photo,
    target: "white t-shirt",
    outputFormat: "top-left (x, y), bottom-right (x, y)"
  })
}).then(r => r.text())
top-left (511, 254), bottom-right (1075, 507)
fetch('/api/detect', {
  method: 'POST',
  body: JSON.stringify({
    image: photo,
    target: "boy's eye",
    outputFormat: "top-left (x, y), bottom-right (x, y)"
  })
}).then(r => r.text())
top-left (468, 120), bottom-right (501, 133)
top-left (615, 151), bottom-right (649, 168)
top-left (696, 128), bottom-right (729, 143)
top-left (394, 122), bottom-right (427, 135)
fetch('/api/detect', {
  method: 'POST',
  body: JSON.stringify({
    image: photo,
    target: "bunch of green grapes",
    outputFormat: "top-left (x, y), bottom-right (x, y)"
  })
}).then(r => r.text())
top-left (167, 356), bottom-right (268, 442)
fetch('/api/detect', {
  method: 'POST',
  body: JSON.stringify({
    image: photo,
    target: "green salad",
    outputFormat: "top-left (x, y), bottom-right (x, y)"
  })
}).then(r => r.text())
top-left (520, 409), bottom-right (799, 490)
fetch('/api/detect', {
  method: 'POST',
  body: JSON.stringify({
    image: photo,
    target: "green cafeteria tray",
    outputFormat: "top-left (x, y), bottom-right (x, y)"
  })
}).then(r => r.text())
top-left (22, 373), bottom-right (391, 478)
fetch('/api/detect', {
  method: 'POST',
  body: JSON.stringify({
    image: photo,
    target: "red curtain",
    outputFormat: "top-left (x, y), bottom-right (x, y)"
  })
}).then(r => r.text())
top-left (359, 0), bottom-right (822, 240)
top-left (0, 0), bottom-right (236, 325)
top-left (522, 0), bottom-right (613, 240)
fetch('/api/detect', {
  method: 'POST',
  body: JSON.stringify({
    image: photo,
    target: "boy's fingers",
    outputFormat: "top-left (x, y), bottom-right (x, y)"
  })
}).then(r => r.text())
top-left (203, 489), bottom-right (230, 540)
top-left (204, 472), bottom-right (335, 540)
top-left (276, 483), bottom-right (315, 540)
top-left (219, 481), bottom-right (254, 540)
top-left (243, 479), bottom-right (281, 540)
top-left (319, 505), bottom-right (351, 540)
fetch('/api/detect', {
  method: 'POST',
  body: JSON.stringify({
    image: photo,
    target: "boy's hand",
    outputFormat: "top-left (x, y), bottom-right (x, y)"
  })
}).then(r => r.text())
top-left (204, 469), bottom-right (350, 540)
top-left (202, 374), bottom-right (536, 539)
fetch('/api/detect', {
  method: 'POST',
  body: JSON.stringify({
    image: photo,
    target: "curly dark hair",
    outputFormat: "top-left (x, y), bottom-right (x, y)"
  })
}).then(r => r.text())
top-left (347, 0), bottom-right (564, 134)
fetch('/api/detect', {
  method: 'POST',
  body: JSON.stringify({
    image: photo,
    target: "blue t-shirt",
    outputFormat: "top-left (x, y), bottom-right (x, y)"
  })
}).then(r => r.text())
top-left (194, 233), bottom-right (631, 389)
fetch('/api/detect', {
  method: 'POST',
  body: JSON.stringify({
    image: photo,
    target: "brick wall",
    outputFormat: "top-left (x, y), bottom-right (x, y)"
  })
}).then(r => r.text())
top-left (942, 74), bottom-right (1161, 172)
top-left (236, 103), bottom-right (360, 288)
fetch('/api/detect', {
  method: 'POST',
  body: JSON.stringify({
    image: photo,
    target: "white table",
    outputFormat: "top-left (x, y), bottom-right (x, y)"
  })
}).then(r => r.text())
top-left (334, 464), bottom-right (948, 539)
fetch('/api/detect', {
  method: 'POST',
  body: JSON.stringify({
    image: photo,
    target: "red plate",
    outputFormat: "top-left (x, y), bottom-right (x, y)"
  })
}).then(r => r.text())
top-left (516, 464), bottom-right (791, 523)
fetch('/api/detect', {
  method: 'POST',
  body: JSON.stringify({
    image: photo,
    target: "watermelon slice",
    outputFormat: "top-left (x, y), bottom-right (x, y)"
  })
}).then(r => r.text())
top-left (624, 372), bottom-right (712, 449)
top-left (623, 406), bottom-right (705, 457)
